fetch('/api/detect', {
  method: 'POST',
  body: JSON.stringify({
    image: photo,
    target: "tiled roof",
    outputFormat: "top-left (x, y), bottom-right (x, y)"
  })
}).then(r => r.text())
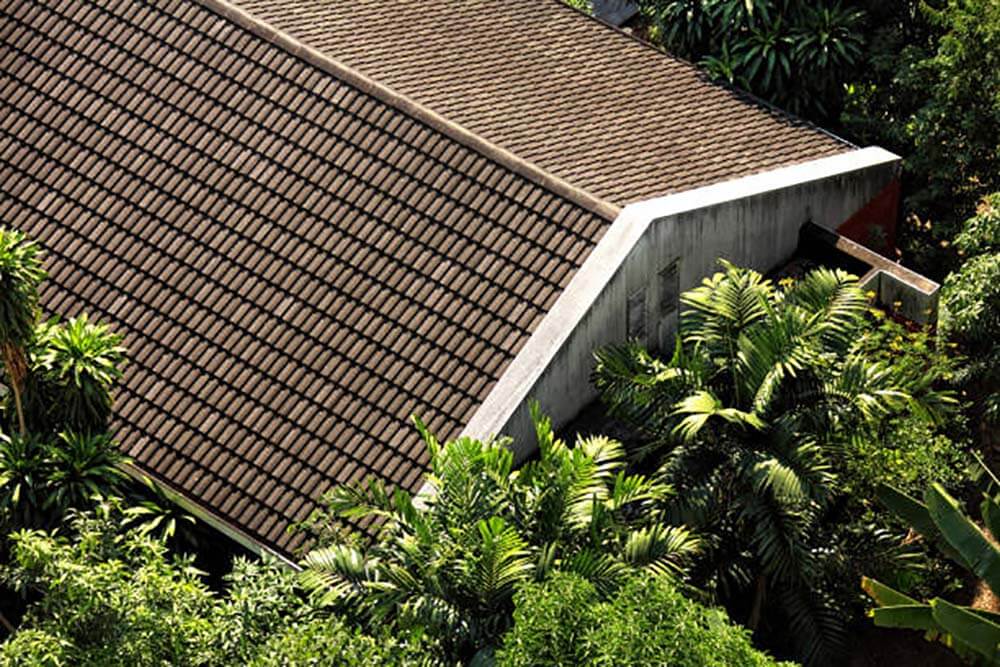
top-left (0, 0), bottom-right (612, 554)
top-left (236, 0), bottom-right (854, 205)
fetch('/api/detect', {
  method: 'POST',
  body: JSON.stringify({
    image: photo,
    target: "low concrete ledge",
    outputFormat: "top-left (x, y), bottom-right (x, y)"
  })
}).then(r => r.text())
top-left (801, 223), bottom-right (939, 324)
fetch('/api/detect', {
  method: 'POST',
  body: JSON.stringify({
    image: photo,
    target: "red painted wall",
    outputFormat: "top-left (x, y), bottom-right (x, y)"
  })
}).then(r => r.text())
top-left (836, 177), bottom-right (901, 254)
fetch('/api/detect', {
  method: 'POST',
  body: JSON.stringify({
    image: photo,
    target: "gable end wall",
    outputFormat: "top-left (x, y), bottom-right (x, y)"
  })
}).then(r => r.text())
top-left (465, 148), bottom-right (902, 455)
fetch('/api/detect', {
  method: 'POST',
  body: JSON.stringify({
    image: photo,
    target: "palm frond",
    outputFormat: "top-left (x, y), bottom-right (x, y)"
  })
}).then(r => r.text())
top-left (784, 267), bottom-right (866, 352)
top-left (300, 544), bottom-right (376, 608)
top-left (560, 548), bottom-right (627, 597)
top-left (623, 524), bottom-right (702, 578)
top-left (780, 584), bottom-right (849, 667)
top-left (468, 517), bottom-right (533, 607)
top-left (681, 259), bottom-right (772, 356)
top-left (671, 390), bottom-right (765, 442)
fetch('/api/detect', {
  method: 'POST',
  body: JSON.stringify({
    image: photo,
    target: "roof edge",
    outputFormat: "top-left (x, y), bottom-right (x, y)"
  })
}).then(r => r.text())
top-left (462, 146), bottom-right (901, 444)
top-left (550, 0), bottom-right (856, 151)
top-left (195, 0), bottom-right (621, 222)
top-left (119, 462), bottom-right (300, 568)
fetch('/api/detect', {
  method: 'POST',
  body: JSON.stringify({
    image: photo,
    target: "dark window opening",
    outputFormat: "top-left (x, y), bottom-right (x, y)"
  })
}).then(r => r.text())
top-left (627, 287), bottom-right (647, 340)
top-left (659, 260), bottom-right (680, 315)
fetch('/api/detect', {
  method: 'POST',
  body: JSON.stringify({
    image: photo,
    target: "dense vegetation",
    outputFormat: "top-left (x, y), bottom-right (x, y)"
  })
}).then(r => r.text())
top-left (600, 0), bottom-right (999, 279)
top-left (2, 0), bottom-right (999, 664)
top-left (594, 262), bottom-right (965, 664)
top-left (864, 463), bottom-right (1000, 665)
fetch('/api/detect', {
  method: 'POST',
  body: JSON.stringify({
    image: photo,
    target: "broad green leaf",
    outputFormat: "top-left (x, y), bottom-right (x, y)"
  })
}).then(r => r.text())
top-left (926, 484), bottom-right (1000, 595)
top-left (861, 576), bottom-right (921, 607)
top-left (877, 484), bottom-right (940, 542)
top-left (932, 598), bottom-right (1000, 663)
top-left (870, 604), bottom-right (940, 633)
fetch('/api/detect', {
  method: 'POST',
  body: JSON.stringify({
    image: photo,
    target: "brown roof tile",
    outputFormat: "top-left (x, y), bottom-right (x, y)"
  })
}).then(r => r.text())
top-left (236, 0), bottom-right (852, 205)
top-left (0, 0), bottom-right (611, 554)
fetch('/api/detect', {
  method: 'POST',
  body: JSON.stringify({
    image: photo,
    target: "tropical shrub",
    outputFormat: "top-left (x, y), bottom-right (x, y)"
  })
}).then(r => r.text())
top-left (593, 261), bottom-right (948, 665)
top-left (639, 0), bottom-right (866, 120)
top-left (941, 228), bottom-right (1000, 354)
top-left (300, 408), bottom-right (700, 662)
top-left (845, 307), bottom-right (971, 499)
top-left (895, 0), bottom-right (1000, 222)
top-left (843, 0), bottom-right (999, 275)
top-left (955, 193), bottom-right (1000, 258)
top-left (0, 501), bottom-right (416, 667)
top-left (497, 571), bottom-right (794, 667)
top-left (0, 228), bottom-right (129, 537)
top-left (940, 222), bottom-right (1000, 427)
top-left (0, 230), bottom-right (45, 435)
top-left (1, 503), bottom-right (217, 666)
top-left (0, 431), bottom-right (127, 535)
top-left (864, 468), bottom-right (1000, 665)
top-left (25, 315), bottom-right (125, 436)
top-left (248, 618), bottom-right (435, 667)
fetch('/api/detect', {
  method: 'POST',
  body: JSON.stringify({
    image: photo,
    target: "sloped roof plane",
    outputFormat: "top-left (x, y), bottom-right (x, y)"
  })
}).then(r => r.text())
top-left (238, 0), bottom-right (852, 204)
top-left (1, 0), bottom-right (858, 556)
top-left (0, 0), bottom-right (611, 554)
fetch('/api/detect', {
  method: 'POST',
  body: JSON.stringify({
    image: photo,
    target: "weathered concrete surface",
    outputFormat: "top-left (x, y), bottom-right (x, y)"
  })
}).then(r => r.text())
top-left (463, 147), bottom-right (902, 457)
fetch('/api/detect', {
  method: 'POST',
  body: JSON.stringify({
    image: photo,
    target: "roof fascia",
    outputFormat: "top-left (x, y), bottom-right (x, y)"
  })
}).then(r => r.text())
top-left (119, 463), bottom-right (301, 570)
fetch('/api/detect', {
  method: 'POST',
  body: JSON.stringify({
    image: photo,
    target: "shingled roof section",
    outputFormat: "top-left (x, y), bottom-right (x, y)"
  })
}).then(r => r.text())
top-left (236, 0), bottom-right (854, 206)
top-left (0, 0), bottom-right (613, 554)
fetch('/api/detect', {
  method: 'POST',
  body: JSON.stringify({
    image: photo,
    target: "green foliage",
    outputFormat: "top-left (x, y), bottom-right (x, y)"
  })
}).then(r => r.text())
top-left (941, 252), bottom-right (1000, 353)
top-left (594, 262), bottom-right (948, 665)
top-left (248, 618), bottom-right (435, 667)
top-left (865, 473), bottom-right (1000, 664)
top-left (900, 0), bottom-right (1000, 218)
top-left (202, 557), bottom-right (326, 665)
top-left (1, 503), bottom-right (216, 666)
top-left (122, 475), bottom-right (199, 546)
top-left (26, 315), bottom-right (125, 435)
top-left (938, 193), bottom-right (1000, 426)
top-left (640, 0), bottom-right (866, 119)
top-left (0, 503), bottom-right (416, 667)
top-left (842, 1), bottom-right (1000, 274)
top-left (300, 409), bottom-right (699, 661)
top-left (842, 417), bottom-right (970, 500)
top-left (0, 230), bottom-right (44, 353)
top-left (562, 0), bottom-right (592, 12)
top-left (0, 229), bottom-right (45, 435)
top-left (497, 571), bottom-right (793, 667)
top-left (955, 194), bottom-right (1000, 257)
top-left (0, 431), bottom-right (126, 534)
top-left (845, 309), bottom-right (970, 498)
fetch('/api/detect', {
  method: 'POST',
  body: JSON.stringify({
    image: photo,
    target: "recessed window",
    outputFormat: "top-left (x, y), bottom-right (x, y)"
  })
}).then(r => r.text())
top-left (659, 260), bottom-right (680, 315)
top-left (627, 287), bottom-right (647, 340)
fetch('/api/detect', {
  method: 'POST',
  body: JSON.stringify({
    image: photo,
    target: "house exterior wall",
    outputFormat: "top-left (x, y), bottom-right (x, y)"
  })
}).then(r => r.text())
top-left (463, 148), bottom-right (902, 458)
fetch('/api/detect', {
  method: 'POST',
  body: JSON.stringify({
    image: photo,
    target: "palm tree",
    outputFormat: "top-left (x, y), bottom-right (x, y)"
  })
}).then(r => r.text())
top-left (45, 431), bottom-right (127, 516)
top-left (593, 260), bottom-right (938, 665)
top-left (301, 405), bottom-right (700, 662)
top-left (0, 229), bottom-right (45, 435)
top-left (28, 314), bottom-right (126, 435)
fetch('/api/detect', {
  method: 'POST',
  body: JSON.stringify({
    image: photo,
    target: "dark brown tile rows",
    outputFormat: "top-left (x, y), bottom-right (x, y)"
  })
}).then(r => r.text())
top-left (0, 0), bottom-right (610, 554)
top-left (238, 0), bottom-right (853, 206)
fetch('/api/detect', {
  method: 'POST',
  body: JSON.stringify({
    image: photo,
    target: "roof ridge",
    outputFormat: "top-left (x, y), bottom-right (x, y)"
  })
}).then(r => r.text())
top-left (196, 0), bottom-right (622, 222)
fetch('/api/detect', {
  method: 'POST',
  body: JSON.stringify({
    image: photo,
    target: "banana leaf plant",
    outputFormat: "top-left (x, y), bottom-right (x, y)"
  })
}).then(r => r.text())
top-left (863, 472), bottom-right (1000, 665)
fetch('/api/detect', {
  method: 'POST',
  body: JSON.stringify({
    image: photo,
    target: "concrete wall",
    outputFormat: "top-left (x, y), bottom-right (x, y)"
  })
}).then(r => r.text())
top-left (463, 148), bottom-right (902, 457)
top-left (861, 270), bottom-right (940, 325)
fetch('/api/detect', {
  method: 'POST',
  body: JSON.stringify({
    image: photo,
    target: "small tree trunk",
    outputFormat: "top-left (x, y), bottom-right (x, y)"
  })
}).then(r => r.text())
top-left (1, 343), bottom-right (27, 435)
top-left (0, 610), bottom-right (14, 634)
top-left (748, 573), bottom-right (767, 630)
